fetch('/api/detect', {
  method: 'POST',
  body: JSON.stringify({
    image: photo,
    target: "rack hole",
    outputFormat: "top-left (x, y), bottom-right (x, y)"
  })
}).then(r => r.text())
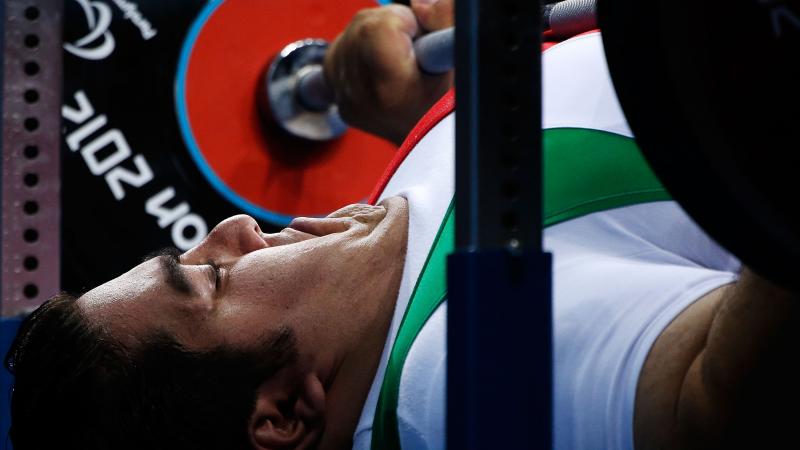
top-left (24, 284), bottom-right (39, 299)
top-left (504, 2), bottom-right (521, 21)
top-left (24, 145), bottom-right (39, 159)
top-left (24, 173), bottom-right (39, 187)
top-left (24, 256), bottom-right (39, 271)
top-left (24, 61), bottom-right (40, 76)
top-left (24, 6), bottom-right (41, 21)
top-left (501, 151), bottom-right (520, 170)
top-left (505, 92), bottom-right (521, 112)
top-left (502, 181), bottom-right (520, 201)
top-left (24, 34), bottom-right (40, 49)
top-left (24, 118), bottom-right (40, 132)
top-left (503, 63), bottom-right (520, 84)
top-left (502, 211), bottom-right (520, 232)
top-left (24, 89), bottom-right (40, 104)
top-left (23, 201), bottom-right (39, 215)
top-left (24, 228), bottom-right (39, 243)
top-left (502, 122), bottom-right (520, 143)
top-left (504, 32), bottom-right (521, 52)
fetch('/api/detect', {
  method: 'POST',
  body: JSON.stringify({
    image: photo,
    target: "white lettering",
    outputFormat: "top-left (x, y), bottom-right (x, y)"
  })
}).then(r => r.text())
top-left (81, 129), bottom-right (132, 175)
top-left (145, 187), bottom-right (191, 228)
top-left (757, 0), bottom-right (800, 37)
top-left (110, 0), bottom-right (158, 41)
top-left (105, 155), bottom-right (154, 200)
top-left (171, 214), bottom-right (208, 250)
top-left (67, 114), bottom-right (107, 151)
top-left (64, 89), bottom-right (210, 249)
top-left (62, 90), bottom-right (95, 124)
top-left (64, 0), bottom-right (116, 60)
top-left (771, 6), bottom-right (800, 36)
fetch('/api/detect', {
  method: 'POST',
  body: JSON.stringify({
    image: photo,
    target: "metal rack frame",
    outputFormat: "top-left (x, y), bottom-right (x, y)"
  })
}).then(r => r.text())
top-left (449, 0), bottom-right (552, 448)
top-left (0, 0), bottom-right (553, 447)
top-left (1, 1), bottom-right (64, 443)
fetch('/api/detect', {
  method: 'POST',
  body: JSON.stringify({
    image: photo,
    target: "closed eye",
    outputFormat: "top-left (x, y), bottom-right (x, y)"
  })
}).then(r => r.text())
top-left (207, 259), bottom-right (222, 291)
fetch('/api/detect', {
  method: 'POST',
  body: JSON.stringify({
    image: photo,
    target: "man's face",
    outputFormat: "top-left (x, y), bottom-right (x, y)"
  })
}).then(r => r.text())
top-left (79, 196), bottom-right (408, 360)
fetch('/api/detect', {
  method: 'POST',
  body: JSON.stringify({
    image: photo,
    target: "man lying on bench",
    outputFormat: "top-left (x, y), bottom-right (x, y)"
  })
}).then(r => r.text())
top-left (5, 1), bottom-right (798, 449)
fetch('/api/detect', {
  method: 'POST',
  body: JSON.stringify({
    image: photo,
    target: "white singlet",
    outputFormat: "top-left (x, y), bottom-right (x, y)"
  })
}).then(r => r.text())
top-left (352, 31), bottom-right (741, 450)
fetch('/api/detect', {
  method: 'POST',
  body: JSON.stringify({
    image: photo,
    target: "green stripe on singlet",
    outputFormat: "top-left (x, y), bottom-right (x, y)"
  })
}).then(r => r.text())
top-left (544, 128), bottom-right (672, 226)
top-left (371, 128), bottom-right (671, 450)
top-left (372, 201), bottom-right (455, 450)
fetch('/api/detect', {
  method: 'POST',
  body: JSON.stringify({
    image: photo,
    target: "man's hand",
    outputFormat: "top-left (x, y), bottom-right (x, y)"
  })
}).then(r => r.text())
top-left (324, 0), bottom-right (454, 146)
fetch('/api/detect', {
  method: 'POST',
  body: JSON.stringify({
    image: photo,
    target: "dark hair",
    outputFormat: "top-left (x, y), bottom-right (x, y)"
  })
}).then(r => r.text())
top-left (4, 292), bottom-right (298, 450)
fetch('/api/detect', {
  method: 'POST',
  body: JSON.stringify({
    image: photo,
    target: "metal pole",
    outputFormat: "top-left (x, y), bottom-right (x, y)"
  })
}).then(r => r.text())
top-left (1, 0), bottom-right (63, 318)
top-left (2, 0), bottom-right (64, 445)
top-left (448, 0), bottom-right (552, 447)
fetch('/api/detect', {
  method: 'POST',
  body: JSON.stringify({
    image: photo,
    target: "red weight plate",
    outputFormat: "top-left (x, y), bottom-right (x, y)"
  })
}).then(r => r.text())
top-left (179, 0), bottom-right (396, 224)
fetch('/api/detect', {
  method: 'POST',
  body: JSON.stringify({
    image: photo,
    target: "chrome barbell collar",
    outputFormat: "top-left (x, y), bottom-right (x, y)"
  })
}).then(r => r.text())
top-left (264, 39), bottom-right (347, 142)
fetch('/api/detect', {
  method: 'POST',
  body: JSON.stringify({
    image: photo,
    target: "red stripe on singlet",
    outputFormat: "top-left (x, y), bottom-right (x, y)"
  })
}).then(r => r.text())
top-left (367, 29), bottom-right (602, 204)
top-left (367, 90), bottom-right (456, 205)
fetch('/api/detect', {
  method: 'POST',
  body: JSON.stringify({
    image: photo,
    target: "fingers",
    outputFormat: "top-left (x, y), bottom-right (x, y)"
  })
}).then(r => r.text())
top-left (262, 228), bottom-right (318, 247)
top-left (382, 4), bottom-right (421, 39)
top-left (322, 3), bottom-right (455, 145)
top-left (411, 0), bottom-right (454, 32)
top-left (323, 5), bottom-right (422, 143)
top-left (286, 216), bottom-right (353, 236)
top-left (325, 203), bottom-right (387, 220)
top-left (262, 201), bottom-right (392, 248)
top-left (356, 10), bottom-right (418, 81)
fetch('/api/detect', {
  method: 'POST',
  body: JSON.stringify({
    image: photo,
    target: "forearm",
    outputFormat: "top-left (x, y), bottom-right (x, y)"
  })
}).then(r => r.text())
top-left (677, 268), bottom-right (800, 447)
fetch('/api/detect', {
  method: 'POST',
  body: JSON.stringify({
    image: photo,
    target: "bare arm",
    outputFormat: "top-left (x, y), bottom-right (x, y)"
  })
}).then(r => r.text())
top-left (635, 268), bottom-right (800, 449)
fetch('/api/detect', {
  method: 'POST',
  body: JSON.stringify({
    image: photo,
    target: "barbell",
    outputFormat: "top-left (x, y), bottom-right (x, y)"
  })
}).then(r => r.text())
top-left (53, 0), bottom-right (800, 293)
top-left (263, 0), bottom-right (598, 141)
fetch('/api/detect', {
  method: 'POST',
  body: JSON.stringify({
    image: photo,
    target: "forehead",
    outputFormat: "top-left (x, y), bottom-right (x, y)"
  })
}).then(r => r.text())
top-left (77, 257), bottom-right (186, 345)
top-left (80, 257), bottom-right (162, 309)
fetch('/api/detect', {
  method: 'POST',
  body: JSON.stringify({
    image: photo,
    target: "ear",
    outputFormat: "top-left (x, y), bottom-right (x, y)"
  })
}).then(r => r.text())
top-left (249, 370), bottom-right (327, 450)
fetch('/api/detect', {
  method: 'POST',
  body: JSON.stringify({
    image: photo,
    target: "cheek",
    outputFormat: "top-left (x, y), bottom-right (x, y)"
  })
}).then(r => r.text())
top-left (217, 263), bottom-right (299, 320)
top-left (252, 250), bottom-right (327, 290)
top-left (223, 242), bottom-right (345, 320)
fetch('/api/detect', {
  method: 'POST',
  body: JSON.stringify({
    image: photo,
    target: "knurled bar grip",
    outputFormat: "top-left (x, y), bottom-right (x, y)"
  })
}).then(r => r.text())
top-left (549, 0), bottom-right (597, 38)
top-left (1, 0), bottom-right (63, 318)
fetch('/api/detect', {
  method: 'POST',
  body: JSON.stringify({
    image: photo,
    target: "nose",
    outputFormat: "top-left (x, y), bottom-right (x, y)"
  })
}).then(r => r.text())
top-left (181, 214), bottom-right (267, 264)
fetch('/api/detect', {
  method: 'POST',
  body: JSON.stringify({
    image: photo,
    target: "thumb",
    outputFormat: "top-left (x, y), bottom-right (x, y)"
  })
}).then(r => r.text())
top-left (411, 0), bottom-right (454, 33)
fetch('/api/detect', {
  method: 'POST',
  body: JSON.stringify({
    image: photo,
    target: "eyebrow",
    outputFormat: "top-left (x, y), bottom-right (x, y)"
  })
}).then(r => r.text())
top-left (144, 247), bottom-right (193, 295)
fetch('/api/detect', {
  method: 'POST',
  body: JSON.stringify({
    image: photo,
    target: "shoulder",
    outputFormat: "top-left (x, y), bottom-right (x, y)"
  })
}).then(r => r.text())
top-left (548, 202), bottom-right (740, 449)
top-left (633, 282), bottom-right (732, 449)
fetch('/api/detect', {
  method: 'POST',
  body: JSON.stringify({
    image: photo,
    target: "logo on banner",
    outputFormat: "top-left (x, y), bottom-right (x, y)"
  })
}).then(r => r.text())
top-left (64, 0), bottom-right (116, 60)
top-left (757, 0), bottom-right (800, 37)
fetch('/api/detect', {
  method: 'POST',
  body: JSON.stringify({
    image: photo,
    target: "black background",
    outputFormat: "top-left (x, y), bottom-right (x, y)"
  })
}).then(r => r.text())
top-left (61, 0), bottom-right (280, 293)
